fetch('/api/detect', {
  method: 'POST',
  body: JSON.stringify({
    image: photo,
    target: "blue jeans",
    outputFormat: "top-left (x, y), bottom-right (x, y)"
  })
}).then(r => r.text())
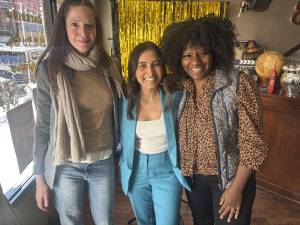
top-left (128, 151), bottom-right (182, 225)
top-left (53, 155), bottom-right (115, 225)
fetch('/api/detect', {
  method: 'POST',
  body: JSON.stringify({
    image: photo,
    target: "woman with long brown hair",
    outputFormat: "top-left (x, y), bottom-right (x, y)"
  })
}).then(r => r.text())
top-left (118, 41), bottom-right (190, 225)
top-left (33, 1), bottom-right (123, 224)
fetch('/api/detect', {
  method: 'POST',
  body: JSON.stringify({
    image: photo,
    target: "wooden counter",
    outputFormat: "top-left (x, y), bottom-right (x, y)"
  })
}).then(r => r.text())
top-left (257, 94), bottom-right (300, 204)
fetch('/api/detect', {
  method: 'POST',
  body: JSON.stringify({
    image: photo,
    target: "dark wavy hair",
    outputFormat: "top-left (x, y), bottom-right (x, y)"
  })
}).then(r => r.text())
top-left (127, 41), bottom-right (169, 119)
top-left (36, 0), bottom-right (111, 92)
top-left (161, 15), bottom-right (237, 89)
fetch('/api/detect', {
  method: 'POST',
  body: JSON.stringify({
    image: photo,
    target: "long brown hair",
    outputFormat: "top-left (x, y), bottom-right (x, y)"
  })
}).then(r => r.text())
top-left (127, 41), bottom-right (170, 119)
top-left (36, 0), bottom-right (111, 92)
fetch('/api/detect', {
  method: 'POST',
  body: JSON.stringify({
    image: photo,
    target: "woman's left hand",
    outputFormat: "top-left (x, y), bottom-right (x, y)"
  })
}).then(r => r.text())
top-left (219, 185), bottom-right (242, 223)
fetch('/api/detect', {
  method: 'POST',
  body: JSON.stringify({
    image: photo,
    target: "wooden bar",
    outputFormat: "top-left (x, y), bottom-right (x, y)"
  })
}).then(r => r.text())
top-left (257, 94), bottom-right (300, 204)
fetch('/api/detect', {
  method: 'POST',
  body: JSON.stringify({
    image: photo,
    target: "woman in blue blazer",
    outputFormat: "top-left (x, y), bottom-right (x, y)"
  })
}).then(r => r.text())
top-left (119, 41), bottom-right (190, 225)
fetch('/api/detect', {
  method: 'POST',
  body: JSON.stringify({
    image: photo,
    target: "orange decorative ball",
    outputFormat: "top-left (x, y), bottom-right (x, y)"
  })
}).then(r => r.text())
top-left (255, 51), bottom-right (285, 80)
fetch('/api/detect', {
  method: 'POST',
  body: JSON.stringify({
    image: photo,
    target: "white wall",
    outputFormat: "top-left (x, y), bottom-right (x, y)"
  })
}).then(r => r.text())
top-left (97, 0), bottom-right (113, 53)
top-left (229, 0), bottom-right (300, 53)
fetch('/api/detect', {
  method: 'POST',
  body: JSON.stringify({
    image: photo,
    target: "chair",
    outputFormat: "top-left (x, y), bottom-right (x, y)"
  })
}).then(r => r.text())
top-left (128, 215), bottom-right (184, 225)
top-left (0, 184), bottom-right (22, 225)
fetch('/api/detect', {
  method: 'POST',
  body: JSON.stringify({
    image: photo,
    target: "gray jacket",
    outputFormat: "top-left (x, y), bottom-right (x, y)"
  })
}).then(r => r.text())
top-left (178, 69), bottom-right (240, 191)
top-left (33, 61), bottom-right (123, 188)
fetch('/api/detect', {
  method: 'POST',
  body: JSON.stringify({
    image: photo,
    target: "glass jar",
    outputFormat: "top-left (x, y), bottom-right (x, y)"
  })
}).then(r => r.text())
top-left (280, 64), bottom-right (300, 98)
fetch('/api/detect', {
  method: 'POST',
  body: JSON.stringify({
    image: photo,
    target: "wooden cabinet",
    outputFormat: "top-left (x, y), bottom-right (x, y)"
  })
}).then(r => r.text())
top-left (257, 94), bottom-right (300, 204)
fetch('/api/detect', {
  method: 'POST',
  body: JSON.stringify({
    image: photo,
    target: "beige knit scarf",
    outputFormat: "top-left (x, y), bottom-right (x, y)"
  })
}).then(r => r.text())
top-left (51, 46), bottom-right (99, 165)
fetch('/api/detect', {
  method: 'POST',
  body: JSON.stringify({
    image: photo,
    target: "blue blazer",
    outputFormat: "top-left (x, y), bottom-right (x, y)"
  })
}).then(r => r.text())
top-left (118, 88), bottom-right (190, 195)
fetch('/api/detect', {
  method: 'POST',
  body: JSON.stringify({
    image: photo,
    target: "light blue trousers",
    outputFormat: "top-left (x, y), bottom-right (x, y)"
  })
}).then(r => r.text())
top-left (53, 156), bottom-right (115, 225)
top-left (128, 151), bottom-right (182, 225)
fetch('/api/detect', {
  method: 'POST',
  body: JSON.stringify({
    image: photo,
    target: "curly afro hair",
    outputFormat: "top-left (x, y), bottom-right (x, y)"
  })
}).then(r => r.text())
top-left (161, 15), bottom-right (237, 84)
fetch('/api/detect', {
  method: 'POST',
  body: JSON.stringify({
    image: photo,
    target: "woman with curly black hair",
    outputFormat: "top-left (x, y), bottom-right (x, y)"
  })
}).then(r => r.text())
top-left (161, 16), bottom-right (268, 225)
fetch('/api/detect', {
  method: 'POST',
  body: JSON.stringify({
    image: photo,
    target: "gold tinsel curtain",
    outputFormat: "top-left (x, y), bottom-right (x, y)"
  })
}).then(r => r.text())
top-left (118, 0), bottom-right (228, 78)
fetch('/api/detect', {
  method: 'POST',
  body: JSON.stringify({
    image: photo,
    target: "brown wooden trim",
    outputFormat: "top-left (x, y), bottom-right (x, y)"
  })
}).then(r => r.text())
top-left (258, 94), bottom-right (300, 206)
top-left (256, 176), bottom-right (300, 204)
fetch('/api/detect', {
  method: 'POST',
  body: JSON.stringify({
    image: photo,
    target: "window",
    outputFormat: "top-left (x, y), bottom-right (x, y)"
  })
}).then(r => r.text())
top-left (0, 0), bottom-right (47, 198)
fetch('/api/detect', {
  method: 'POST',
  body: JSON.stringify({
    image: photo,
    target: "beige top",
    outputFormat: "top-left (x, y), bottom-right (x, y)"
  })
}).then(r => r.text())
top-left (71, 68), bottom-right (113, 162)
top-left (135, 114), bottom-right (168, 154)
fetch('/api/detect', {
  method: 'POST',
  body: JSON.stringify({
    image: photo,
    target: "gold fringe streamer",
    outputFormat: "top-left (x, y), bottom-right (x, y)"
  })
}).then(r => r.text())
top-left (118, 0), bottom-right (227, 79)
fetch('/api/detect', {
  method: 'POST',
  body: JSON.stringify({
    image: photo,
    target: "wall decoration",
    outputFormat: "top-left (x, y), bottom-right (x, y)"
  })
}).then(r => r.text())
top-left (238, 0), bottom-right (272, 17)
top-left (252, 0), bottom-right (272, 12)
top-left (291, 1), bottom-right (300, 25)
top-left (117, 0), bottom-right (227, 79)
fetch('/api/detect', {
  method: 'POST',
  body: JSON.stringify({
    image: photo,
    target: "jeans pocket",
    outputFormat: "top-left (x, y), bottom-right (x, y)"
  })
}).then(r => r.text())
top-left (91, 155), bottom-right (113, 169)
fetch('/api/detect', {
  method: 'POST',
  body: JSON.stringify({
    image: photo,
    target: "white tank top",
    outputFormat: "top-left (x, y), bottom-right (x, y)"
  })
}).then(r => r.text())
top-left (135, 114), bottom-right (168, 154)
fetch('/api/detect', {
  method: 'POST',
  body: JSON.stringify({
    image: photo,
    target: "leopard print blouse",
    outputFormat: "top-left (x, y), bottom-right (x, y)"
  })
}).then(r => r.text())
top-left (178, 73), bottom-right (268, 177)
